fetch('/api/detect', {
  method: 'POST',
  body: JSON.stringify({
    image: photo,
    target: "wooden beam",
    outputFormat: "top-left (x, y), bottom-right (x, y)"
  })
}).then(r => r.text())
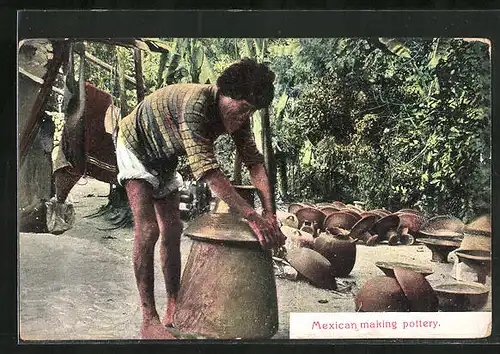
top-left (18, 67), bottom-right (65, 96)
top-left (20, 41), bottom-right (69, 163)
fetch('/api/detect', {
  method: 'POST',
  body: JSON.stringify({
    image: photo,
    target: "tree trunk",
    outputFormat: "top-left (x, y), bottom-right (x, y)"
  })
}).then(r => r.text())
top-left (277, 157), bottom-right (288, 201)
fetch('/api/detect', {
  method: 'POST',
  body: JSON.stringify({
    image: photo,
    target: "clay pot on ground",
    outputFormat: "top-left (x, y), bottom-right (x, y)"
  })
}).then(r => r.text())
top-left (416, 215), bottom-right (464, 245)
top-left (459, 214), bottom-right (491, 253)
top-left (286, 247), bottom-right (337, 290)
top-left (330, 201), bottom-right (347, 209)
top-left (373, 214), bottom-right (400, 245)
top-left (281, 225), bottom-right (315, 252)
top-left (288, 203), bottom-right (306, 214)
top-left (419, 215), bottom-right (465, 238)
top-left (433, 282), bottom-right (489, 311)
top-left (454, 250), bottom-right (491, 284)
top-left (375, 261), bottom-right (434, 277)
top-left (355, 268), bottom-right (438, 312)
top-left (355, 276), bottom-right (410, 312)
top-left (295, 207), bottom-right (327, 237)
top-left (318, 206), bottom-right (340, 216)
top-left (349, 215), bottom-right (379, 243)
top-left (418, 238), bottom-right (461, 263)
top-left (313, 233), bottom-right (357, 277)
top-left (276, 210), bottom-right (299, 229)
top-left (396, 212), bottom-right (426, 236)
top-left (324, 211), bottom-right (359, 231)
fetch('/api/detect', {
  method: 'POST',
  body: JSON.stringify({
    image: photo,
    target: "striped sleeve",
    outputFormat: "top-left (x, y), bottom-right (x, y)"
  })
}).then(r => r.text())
top-left (231, 120), bottom-right (265, 168)
top-left (179, 90), bottom-right (220, 180)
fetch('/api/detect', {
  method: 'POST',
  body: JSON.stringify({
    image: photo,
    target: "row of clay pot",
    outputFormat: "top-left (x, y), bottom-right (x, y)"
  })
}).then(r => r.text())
top-left (278, 203), bottom-right (383, 286)
top-left (417, 214), bottom-right (491, 279)
top-left (282, 201), bottom-right (429, 246)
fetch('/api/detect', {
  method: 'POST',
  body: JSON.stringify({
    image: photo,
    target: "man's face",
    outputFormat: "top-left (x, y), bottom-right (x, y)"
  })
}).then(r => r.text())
top-left (219, 94), bottom-right (257, 133)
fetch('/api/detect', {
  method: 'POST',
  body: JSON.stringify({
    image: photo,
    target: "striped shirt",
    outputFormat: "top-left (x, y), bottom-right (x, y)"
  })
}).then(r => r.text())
top-left (117, 83), bottom-right (264, 180)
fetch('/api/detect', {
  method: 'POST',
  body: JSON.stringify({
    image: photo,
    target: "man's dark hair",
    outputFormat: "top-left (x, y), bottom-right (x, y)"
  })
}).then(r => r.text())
top-left (216, 58), bottom-right (275, 109)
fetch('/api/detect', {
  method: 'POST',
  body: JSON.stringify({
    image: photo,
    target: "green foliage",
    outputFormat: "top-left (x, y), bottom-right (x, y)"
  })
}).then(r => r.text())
top-left (80, 37), bottom-right (491, 221)
top-left (271, 37), bottom-right (490, 221)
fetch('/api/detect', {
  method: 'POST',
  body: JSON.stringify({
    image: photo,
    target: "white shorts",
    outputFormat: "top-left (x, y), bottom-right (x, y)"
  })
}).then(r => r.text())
top-left (116, 137), bottom-right (183, 200)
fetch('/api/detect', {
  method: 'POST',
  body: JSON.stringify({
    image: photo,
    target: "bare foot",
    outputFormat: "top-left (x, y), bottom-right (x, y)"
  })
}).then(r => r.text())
top-left (140, 317), bottom-right (175, 340)
top-left (162, 297), bottom-right (176, 328)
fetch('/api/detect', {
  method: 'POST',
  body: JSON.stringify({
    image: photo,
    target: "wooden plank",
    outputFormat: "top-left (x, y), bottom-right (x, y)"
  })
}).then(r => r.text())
top-left (18, 67), bottom-right (65, 96)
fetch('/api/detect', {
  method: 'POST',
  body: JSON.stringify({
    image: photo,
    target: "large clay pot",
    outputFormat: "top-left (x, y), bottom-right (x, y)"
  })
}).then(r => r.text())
top-left (355, 276), bottom-right (410, 312)
top-left (324, 211), bottom-right (358, 231)
top-left (373, 214), bottom-right (400, 244)
top-left (173, 186), bottom-right (278, 339)
top-left (459, 214), bottom-right (491, 253)
top-left (295, 207), bottom-right (327, 237)
top-left (276, 210), bottom-right (299, 229)
top-left (355, 269), bottom-right (438, 312)
top-left (287, 247), bottom-right (337, 289)
top-left (393, 268), bottom-right (438, 311)
top-left (313, 233), bottom-right (357, 277)
top-left (418, 238), bottom-right (461, 263)
top-left (433, 282), bottom-right (489, 311)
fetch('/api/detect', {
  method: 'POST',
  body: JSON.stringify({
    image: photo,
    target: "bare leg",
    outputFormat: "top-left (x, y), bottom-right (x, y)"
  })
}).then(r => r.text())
top-left (53, 168), bottom-right (81, 202)
top-left (125, 179), bottom-right (174, 340)
top-left (154, 191), bottom-right (182, 327)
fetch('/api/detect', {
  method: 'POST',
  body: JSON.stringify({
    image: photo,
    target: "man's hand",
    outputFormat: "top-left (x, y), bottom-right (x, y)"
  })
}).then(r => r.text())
top-left (243, 209), bottom-right (287, 250)
top-left (262, 210), bottom-right (287, 248)
top-left (246, 211), bottom-right (282, 250)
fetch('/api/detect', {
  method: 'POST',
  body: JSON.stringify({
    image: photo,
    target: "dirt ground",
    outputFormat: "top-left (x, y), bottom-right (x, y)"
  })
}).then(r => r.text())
top-left (18, 177), bottom-right (492, 341)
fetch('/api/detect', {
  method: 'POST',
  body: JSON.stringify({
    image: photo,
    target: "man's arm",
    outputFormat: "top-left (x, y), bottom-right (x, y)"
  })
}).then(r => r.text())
top-left (248, 163), bottom-right (274, 214)
top-left (248, 163), bottom-right (286, 246)
top-left (202, 168), bottom-right (280, 249)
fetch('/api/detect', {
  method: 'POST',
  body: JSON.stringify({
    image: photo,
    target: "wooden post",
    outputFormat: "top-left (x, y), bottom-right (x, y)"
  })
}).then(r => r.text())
top-left (116, 47), bottom-right (129, 118)
top-left (261, 107), bottom-right (277, 213)
top-left (20, 40), bottom-right (69, 163)
top-left (133, 48), bottom-right (146, 103)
